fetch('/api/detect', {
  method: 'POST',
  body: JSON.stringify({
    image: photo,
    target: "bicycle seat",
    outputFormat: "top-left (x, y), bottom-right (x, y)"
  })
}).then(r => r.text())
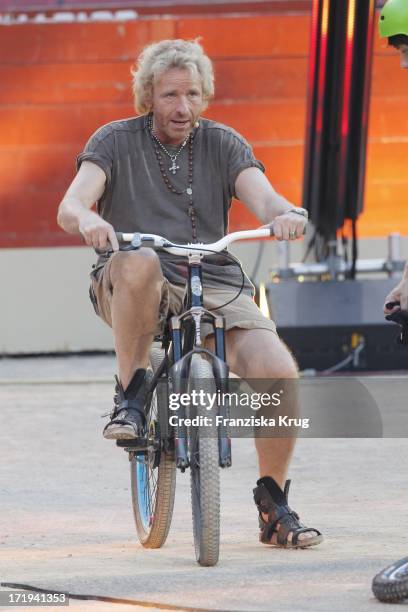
top-left (385, 302), bottom-right (408, 346)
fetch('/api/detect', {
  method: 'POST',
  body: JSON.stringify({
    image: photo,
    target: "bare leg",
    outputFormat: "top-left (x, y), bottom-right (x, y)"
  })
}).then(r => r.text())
top-left (206, 328), bottom-right (298, 487)
top-left (206, 328), bottom-right (320, 546)
top-left (109, 249), bottom-right (164, 389)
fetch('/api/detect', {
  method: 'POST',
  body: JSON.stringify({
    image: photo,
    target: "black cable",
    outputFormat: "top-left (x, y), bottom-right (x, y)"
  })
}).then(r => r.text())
top-left (166, 245), bottom-right (246, 311)
top-left (350, 219), bottom-right (358, 280)
top-left (342, 232), bottom-right (349, 274)
top-left (302, 228), bottom-right (317, 263)
top-left (1, 583), bottom-right (228, 611)
top-left (314, 232), bottom-right (328, 263)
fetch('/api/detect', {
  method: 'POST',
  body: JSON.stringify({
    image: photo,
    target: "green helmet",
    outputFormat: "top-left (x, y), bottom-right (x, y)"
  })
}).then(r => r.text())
top-left (379, 0), bottom-right (408, 38)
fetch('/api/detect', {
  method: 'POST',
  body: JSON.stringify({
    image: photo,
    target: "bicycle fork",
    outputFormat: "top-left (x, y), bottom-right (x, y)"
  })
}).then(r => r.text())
top-left (169, 351), bottom-right (232, 471)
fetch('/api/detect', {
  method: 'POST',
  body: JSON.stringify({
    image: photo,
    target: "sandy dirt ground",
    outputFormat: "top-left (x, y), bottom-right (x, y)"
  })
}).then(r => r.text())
top-left (0, 356), bottom-right (407, 611)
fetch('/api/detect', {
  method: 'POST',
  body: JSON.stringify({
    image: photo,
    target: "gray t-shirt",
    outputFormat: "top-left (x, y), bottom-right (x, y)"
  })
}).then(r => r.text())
top-left (77, 115), bottom-right (264, 293)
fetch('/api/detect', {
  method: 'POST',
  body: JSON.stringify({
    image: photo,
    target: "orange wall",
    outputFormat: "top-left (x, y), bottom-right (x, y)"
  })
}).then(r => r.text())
top-left (0, 12), bottom-right (407, 247)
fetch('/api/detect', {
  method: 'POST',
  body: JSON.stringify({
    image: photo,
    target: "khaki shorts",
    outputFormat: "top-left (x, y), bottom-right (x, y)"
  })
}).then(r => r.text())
top-left (90, 254), bottom-right (277, 340)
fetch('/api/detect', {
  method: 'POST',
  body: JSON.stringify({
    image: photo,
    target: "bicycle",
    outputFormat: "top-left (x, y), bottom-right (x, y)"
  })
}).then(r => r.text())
top-left (113, 227), bottom-right (274, 567)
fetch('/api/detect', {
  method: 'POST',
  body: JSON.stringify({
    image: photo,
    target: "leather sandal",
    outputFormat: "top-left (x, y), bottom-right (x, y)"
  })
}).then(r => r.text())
top-left (103, 371), bottom-right (149, 440)
top-left (253, 477), bottom-right (323, 548)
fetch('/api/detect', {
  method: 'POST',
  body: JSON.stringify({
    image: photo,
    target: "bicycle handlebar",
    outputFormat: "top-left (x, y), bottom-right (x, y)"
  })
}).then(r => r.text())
top-left (114, 228), bottom-right (275, 257)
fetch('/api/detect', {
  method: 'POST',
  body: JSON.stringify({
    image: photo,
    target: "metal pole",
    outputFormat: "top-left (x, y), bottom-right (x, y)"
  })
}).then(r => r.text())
top-left (277, 241), bottom-right (291, 278)
top-left (388, 233), bottom-right (402, 278)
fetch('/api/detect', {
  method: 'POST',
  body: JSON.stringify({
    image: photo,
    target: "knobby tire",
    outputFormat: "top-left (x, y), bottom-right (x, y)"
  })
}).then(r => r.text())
top-left (130, 345), bottom-right (176, 548)
top-left (188, 354), bottom-right (220, 567)
top-left (372, 557), bottom-right (408, 603)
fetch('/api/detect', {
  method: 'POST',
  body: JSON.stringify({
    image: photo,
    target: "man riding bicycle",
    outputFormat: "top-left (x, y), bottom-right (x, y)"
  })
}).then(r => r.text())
top-left (372, 0), bottom-right (408, 602)
top-left (381, 0), bottom-right (408, 314)
top-left (57, 38), bottom-right (322, 549)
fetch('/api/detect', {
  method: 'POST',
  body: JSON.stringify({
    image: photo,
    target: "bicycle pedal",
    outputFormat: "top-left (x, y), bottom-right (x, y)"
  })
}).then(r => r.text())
top-left (176, 457), bottom-right (190, 470)
top-left (116, 439), bottom-right (149, 450)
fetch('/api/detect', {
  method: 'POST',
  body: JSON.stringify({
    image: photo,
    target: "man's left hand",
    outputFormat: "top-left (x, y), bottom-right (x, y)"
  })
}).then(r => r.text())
top-left (266, 211), bottom-right (307, 241)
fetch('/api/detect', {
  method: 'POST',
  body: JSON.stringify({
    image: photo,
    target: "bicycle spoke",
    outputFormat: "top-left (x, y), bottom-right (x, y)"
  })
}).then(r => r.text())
top-left (148, 470), bottom-right (158, 500)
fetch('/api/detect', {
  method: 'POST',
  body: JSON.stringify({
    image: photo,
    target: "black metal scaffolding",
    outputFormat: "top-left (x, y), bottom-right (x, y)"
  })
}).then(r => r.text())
top-left (302, 0), bottom-right (376, 254)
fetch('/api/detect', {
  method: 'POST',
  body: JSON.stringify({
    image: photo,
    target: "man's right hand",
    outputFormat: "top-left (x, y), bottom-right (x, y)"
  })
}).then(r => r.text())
top-left (78, 210), bottom-right (119, 252)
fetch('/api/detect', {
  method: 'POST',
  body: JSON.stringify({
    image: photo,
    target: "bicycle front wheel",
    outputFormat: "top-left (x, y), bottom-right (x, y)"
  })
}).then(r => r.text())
top-left (372, 557), bottom-right (408, 603)
top-left (188, 354), bottom-right (220, 567)
top-left (130, 346), bottom-right (176, 548)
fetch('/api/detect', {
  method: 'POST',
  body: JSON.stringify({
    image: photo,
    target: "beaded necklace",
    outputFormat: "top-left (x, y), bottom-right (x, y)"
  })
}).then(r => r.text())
top-left (147, 113), bottom-right (198, 242)
top-left (150, 129), bottom-right (189, 175)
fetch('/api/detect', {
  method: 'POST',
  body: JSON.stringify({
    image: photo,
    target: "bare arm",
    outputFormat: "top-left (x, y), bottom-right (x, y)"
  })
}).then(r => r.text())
top-left (57, 161), bottom-right (119, 251)
top-left (235, 167), bottom-right (307, 240)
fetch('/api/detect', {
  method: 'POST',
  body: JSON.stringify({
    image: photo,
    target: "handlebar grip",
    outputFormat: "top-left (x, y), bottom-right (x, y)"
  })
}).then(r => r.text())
top-left (268, 226), bottom-right (306, 237)
top-left (113, 232), bottom-right (142, 247)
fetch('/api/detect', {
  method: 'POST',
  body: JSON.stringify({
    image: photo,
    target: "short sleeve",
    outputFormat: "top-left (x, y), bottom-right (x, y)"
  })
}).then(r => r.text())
top-left (223, 130), bottom-right (265, 198)
top-left (76, 124), bottom-right (115, 188)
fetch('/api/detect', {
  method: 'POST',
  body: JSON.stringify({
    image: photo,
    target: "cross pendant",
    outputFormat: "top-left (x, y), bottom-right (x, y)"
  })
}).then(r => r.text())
top-left (169, 160), bottom-right (179, 175)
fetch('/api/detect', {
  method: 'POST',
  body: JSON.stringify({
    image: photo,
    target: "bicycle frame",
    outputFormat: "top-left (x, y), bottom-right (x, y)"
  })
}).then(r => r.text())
top-left (114, 228), bottom-right (276, 468)
top-left (165, 253), bottom-right (231, 471)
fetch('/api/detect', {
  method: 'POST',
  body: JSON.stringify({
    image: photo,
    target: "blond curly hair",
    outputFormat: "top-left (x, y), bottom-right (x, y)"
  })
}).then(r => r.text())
top-left (132, 39), bottom-right (215, 114)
